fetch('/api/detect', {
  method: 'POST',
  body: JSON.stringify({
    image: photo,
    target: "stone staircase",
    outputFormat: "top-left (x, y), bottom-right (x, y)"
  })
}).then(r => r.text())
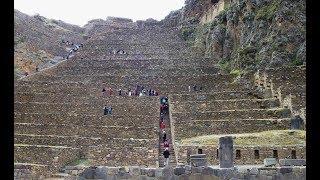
top-left (158, 102), bottom-right (176, 167)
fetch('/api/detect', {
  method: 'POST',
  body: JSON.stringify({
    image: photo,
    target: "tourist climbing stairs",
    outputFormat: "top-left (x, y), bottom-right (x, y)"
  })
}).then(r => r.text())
top-left (158, 100), bottom-right (176, 167)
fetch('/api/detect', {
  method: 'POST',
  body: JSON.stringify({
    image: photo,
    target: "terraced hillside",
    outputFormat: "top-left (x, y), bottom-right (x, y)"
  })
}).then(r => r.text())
top-left (14, 22), bottom-right (306, 178)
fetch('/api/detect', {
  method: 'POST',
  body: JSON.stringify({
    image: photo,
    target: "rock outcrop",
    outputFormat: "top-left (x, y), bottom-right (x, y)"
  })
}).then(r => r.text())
top-left (162, 0), bottom-right (306, 72)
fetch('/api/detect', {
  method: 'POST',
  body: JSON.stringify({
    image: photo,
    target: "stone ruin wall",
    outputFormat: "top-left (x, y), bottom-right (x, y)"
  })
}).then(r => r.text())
top-left (14, 165), bottom-right (306, 179)
top-left (177, 145), bottom-right (306, 165)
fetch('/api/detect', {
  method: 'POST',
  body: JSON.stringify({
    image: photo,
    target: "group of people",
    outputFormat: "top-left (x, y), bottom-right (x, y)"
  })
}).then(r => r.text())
top-left (160, 97), bottom-right (171, 166)
top-left (188, 85), bottom-right (203, 92)
top-left (101, 85), bottom-right (159, 97)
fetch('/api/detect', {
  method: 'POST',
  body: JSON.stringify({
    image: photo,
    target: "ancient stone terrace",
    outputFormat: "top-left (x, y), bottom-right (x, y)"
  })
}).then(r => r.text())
top-left (254, 66), bottom-right (306, 120)
top-left (15, 25), bottom-right (201, 177)
top-left (14, 21), bottom-right (306, 178)
top-left (168, 70), bottom-right (305, 165)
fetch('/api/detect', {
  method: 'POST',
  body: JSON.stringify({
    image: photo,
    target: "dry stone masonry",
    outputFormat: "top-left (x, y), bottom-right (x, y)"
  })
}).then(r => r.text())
top-left (14, 6), bottom-right (306, 179)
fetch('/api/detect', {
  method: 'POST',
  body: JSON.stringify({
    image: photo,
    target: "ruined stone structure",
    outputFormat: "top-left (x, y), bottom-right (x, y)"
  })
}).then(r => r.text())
top-left (14, 4), bottom-right (306, 179)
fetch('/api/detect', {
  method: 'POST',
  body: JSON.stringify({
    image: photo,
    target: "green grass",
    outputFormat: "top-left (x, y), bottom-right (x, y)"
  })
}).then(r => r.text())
top-left (179, 130), bottom-right (306, 147)
top-left (255, 0), bottom-right (281, 21)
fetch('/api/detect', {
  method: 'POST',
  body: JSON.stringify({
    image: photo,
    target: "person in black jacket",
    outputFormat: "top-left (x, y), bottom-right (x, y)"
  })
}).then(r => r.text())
top-left (163, 148), bottom-right (170, 166)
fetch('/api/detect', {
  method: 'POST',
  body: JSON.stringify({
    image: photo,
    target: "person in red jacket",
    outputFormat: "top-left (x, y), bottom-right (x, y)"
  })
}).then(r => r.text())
top-left (160, 120), bottom-right (165, 130)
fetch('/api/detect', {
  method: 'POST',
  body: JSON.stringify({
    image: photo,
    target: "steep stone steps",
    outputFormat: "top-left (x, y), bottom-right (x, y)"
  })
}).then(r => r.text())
top-left (171, 108), bottom-right (292, 121)
top-left (173, 118), bottom-right (291, 140)
top-left (170, 98), bottom-right (280, 112)
top-left (14, 113), bottom-right (159, 127)
top-left (15, 123), bottom-right (158, 139)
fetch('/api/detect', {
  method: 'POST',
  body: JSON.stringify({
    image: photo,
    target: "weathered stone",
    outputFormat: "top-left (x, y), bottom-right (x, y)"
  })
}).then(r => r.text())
top-left (174, 167), bottom-right (186, 176)
top-left (279, 167), bottom-right (293, 174)
top-left (107, 167), bottom-right (119, 175)
top-left (190, 166), bottom-right (203, 173)
top-left (290, 115), bottom-right (304, 129)
top-left (146, 168), bottom-right (156, 177)
top-left (94, 166), bottom-right (107, 179)
top-left (155, 168), bottom-right (163, 177)
top-left (163, 166), bottom-right (174, 179)
top-left (264, 158), bottom-right (277, 167)
top-left (202, 166), bottom-right (214, 175)
top-left (219, 136), bottom-right (234, 168)
top-left (190, 154), bottom-right (207, 167)
top-left (129, 166), bottom-right (141, 176)
top-left (279, 159), bottom-right (306, 166)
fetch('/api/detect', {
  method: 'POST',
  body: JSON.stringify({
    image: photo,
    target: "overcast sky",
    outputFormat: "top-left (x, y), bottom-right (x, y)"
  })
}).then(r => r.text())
top-left (14, 0), bottom-right (185, 27)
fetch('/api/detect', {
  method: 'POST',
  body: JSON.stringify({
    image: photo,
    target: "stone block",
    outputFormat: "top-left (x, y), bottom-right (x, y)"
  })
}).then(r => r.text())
top-left (174, 167), bottom-right (185, 176)
top-left (190, 166), bottom-right (203, 173)
top-left (155, 168), bottom-right (163, 177)
top-left (129, 166), bottom-right (141, 176)
top-left (279, 167), bottom-right (293, 174)
top-left (219, 136), bottom-right (234, 168)
top-left (94, 166), bottom-right (107, 179)
top-left (202, 166), bottom-right (214, 175)
top-left (107, 167), bottom-right (119, 175)
top-left (279, 159), bottom-right (306, 166)
top-left (291, 115), bottom-right (304, 129)
top-left (79, 166), bottom-right (96, 179)
top-left (147, 168), bottom-right (156, 177)
top-left (264, 158), bottom-right (277, 167)
top-left (248, 168), bottom-right (259, 175)
top-left (217, 168), bottom-right (236, 179)
top-left (190, 154), bottom-right (207, 167)
top-left (163, 166), bottom-right (174, 178)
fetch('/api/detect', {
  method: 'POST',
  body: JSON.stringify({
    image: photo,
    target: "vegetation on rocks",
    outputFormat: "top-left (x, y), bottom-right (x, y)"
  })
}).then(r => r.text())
top-left (171, 0), bottom-right (306, 71)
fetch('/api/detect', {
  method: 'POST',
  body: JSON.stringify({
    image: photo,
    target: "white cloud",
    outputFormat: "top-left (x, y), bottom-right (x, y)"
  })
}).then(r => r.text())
top-left (14, 0), bottom-right (185, 27)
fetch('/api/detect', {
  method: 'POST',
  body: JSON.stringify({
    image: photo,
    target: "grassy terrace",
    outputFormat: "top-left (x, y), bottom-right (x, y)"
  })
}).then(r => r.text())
top-left (178, 130), bottom-right (306, 147)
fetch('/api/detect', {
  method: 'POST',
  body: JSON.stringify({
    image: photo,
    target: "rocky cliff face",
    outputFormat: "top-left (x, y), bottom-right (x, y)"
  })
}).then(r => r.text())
top-left (14, 10), bottom-right (85, 79)
top-left (163, 0), bottom-right (306, 72)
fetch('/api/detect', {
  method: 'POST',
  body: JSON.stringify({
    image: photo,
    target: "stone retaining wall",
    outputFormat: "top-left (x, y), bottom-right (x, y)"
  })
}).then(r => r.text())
top-left (171, 99), bottom-right (280, 113)
top-left (177, 146), bottom-right (306, 165)
top-left (174, 119), bottom-right (291, 140)
top-left (14, 113), bottom-right (159, 127)
top-left (15, 124), bottom-right (158, 139)
top-left (171, 108), bottom-right (291, 121)
top-left (15, 165), bottom-right (306, 179)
